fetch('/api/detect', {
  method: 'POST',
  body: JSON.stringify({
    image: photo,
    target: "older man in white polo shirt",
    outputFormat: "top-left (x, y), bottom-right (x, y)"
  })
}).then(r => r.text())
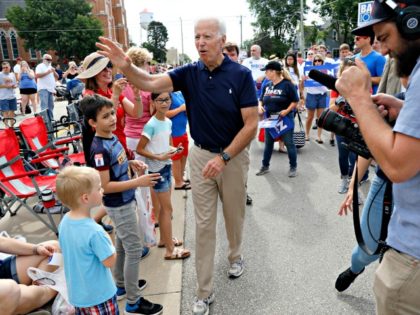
top-left (35, 54), bottom-right (58, 121)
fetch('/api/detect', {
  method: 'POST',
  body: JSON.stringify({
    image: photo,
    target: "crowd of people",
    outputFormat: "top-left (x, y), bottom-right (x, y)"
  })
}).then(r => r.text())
top-left (0, 0), bottom-right (419, 313)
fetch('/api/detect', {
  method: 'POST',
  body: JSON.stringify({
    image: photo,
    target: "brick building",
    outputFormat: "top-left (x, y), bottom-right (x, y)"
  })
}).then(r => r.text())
top-left (0, 0), bottom-right (129, 65)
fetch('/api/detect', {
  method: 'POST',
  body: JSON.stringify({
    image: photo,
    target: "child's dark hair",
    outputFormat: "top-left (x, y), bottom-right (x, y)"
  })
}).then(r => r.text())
top-left (80, 94), bottom-right (113, 122)
top-left (151, 92), bottom-right (172, 101)
top-left (80, 94), bottom-right (114, 166)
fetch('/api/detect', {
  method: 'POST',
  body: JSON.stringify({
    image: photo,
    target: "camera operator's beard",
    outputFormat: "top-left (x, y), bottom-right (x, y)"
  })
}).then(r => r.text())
top-left (395, 39), bottom-right (420, 77)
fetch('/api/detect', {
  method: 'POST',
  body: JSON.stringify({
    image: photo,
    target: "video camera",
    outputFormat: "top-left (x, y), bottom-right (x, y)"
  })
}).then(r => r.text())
top-left (308, 69), bottom-right (371, 159)
top-left (317, 108), bottom-right (371, 159)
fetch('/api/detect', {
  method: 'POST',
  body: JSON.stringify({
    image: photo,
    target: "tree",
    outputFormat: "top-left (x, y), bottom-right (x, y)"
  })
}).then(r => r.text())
top-left (6, 0), bottom-right (103, 60)
top-left (142, 21), bottom-right (168, 63)
top-left (247, 0), bottom-right (306, 57)
top-left (179, 53), bottom-right (191, 64)
top-left (313, 0), bottom-right (359, 45)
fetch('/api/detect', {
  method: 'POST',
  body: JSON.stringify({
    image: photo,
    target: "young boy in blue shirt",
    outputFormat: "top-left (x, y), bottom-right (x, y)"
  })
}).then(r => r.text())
top-left (80, 94), bottom-right (163, 315)
top-left (57, 166), bottom-right (118, 314)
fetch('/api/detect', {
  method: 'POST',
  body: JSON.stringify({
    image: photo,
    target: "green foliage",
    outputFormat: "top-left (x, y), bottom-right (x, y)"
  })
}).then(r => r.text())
top-left (179, 53), bottom-right (191, 64)
top-left (247, 0), bottom-right (306, 57)
top-left (143, 21), bottom-right (168, 63)
top-left (313, 0), bottom-right (359, 45)
top-left (6, 0), bottom-right (103, 60)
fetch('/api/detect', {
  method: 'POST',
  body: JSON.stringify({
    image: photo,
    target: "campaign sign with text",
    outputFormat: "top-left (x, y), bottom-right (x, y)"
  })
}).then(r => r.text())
top-left (303, 63), bottom-right (339, 88)
top-left (258, 115), bottom-right (294, 140)
top-left (358, 1), bottom-right (374, 26)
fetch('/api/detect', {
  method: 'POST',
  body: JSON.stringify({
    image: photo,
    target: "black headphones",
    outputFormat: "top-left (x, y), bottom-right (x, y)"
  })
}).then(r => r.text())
top-left (379, 0), bottom-right (420, 39)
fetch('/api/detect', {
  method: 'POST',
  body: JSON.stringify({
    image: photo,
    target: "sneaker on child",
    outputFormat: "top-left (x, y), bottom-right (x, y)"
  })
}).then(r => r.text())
top-left (117, 279), bottom-right (147, 301)
top-left (125, 297), bottom-right (163, 315)
top-left (141, 247), bottom-right (150, 260)
top-left (192, 292), bottom-right (215, 315)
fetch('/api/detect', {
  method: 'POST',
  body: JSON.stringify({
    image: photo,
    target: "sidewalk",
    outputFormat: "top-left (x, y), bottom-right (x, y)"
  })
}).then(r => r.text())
top-left (1, 100), bottom-right (188, 315)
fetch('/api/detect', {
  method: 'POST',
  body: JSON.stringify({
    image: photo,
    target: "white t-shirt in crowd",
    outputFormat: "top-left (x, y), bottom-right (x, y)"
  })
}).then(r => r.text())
top-left (35, 63), bottom-right (56, 93)
top-left (242, 57), bottom-right (269, 81)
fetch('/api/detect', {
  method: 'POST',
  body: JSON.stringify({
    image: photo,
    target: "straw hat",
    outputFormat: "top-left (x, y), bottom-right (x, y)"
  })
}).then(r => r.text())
top-left (76, 52), bottom-right (110, 79)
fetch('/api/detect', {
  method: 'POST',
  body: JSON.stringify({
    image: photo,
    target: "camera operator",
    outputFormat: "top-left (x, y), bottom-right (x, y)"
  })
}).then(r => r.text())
top-left (336, 0), bottom-right (420, 312)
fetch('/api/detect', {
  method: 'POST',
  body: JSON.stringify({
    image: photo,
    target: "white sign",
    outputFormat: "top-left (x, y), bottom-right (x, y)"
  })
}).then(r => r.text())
top-left (358, 1), bottom-right (374, 26)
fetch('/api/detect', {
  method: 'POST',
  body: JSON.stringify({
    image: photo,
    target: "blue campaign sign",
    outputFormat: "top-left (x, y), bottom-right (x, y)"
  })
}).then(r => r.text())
top-left (258, 115), bottom-right (294, 140)
top-left (358, 1), bottom-right (374, 26)
top-left (303, 63), bottom-right (339, 88)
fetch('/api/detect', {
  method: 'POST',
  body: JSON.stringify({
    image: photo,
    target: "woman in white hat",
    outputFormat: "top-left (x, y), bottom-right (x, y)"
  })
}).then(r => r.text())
top-left (77, 52), bottom-right (143, 157)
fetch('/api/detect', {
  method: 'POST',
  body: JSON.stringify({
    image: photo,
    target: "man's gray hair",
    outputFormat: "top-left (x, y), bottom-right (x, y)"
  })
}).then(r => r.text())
top-left (194, 17), bottom-right (226, 36)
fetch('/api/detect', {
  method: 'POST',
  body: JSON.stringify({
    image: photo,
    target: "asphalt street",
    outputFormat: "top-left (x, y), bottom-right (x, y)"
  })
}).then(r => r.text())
top-left (181, 122), bottom-right (376, 315)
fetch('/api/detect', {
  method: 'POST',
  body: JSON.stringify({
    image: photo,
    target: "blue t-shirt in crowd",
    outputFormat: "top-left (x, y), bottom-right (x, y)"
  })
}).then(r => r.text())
top-left (356, 50), bottom-right (386, 94)
top-left (19, 72), bottom-right (37, 90)
top-left (59, 215), bottom-right (116, 307)
top-left (387, 57), bottom-right (420, 259)
top-left (169, 91), bottom-right (188, 137)
top-left (90, 135), bottom-right (134, 207)
top-left (260, 79), bottom-right (299, 113)
top-left (168, 55), bottom-right (257, 149)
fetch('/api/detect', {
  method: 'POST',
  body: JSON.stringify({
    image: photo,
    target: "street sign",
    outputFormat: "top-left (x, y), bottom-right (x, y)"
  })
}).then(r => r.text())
top-left (358, 1), bottom-right (374, 26)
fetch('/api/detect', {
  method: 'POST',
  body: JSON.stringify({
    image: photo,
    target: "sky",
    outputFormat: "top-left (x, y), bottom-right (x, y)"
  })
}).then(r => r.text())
top-left (124, 0), bottom-right (317, 60)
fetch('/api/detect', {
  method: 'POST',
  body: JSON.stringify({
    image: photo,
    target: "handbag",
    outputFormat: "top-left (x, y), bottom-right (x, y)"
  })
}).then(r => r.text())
top-left (293, 111), bottom-right (306, 148)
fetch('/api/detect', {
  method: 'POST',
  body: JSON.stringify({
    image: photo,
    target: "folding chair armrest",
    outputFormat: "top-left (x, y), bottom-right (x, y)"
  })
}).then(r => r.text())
top-left (55, 136), bottom-right (82, 145)
top-left (38, 147), bottom-right (68, 156)
top-left (0, 170), bottom-right (40, 181)
top-left (30, 153), bottom-right (63, 164)
top-left (0, 156), bottom-right (22, 170)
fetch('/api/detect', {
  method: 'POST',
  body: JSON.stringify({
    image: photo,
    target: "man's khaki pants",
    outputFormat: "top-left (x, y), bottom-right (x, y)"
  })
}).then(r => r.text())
top-left (374, 248), bottom-right (420, 314)
top-left (189, 146), bottom-right (249, 299)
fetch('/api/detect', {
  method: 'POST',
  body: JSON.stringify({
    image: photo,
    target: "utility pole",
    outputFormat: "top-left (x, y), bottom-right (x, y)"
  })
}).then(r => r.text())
top-left (239, 15), bottom-right (243, 48)
top-left (300, 0), bottom-right (305, 53)
top-left (180, 17), bottom-right (184, 65)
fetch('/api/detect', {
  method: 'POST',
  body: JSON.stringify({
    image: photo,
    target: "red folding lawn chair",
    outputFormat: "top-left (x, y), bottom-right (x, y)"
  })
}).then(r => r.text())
top-left (0, 128), bottom-right (61, 234)
top-left (19, 116), bottom-right (85, 170)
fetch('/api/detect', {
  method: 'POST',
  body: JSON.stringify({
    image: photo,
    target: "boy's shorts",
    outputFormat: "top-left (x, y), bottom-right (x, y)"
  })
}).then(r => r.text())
top-left (0, 98), bottom-right (17, 111)
top-left (171, 133), bottom-right (189, 161)
top-left (150, 164), bottom-right (172, 193)
top-left (305, 93), bottom-right (327, 110)
top-left (0, 256), bottom-right (19, 283)
top-left (75, 294), bottom-right (119, 315)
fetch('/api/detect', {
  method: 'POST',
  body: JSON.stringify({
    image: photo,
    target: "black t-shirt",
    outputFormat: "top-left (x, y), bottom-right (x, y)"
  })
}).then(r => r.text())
top-left (261, 79), bottom-right (299, 113)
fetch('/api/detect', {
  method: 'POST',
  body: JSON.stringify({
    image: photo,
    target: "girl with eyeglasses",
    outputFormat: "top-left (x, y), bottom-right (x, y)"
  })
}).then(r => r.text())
top-left (136, 92), bottom-right (191, 260)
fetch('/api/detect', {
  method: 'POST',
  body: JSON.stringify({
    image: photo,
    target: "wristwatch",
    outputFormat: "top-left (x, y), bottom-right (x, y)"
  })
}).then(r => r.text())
top-left (219, 151), bottom-right (231, 165)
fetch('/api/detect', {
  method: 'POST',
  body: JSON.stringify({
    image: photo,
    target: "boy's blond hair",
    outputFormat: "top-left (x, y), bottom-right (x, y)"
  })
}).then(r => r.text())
top-left (56, 166), bottom-right (99, 209)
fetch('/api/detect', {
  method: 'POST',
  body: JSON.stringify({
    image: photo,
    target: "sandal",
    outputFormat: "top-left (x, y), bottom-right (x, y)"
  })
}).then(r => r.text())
top-left (315, 139), bottom-right (324, 144)
top-left (158, 237), bottom-right (183, 248)
top-left (174, 183), bottom-right (191, 190)
top-left (164, 247), bottom-right (190, 260)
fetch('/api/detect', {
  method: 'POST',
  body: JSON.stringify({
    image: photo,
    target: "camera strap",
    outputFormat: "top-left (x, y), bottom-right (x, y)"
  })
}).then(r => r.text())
top-left (352, 162), bottom-right (393, 256)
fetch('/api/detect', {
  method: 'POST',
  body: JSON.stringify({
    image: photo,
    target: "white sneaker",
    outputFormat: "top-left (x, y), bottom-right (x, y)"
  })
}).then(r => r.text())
top-left (338, 176), bottom-right (349, 194)
top-left (192, 293), bottom-right (215, 315)
top-left (228, 256), bottom-right (244, 278)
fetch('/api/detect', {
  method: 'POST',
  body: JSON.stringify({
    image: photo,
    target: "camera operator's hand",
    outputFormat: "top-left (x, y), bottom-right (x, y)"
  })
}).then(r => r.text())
top-left (372, 93), bottom-right (403, 121)
top-left (336, 59), bottom-right (372, 108)
top-left (338, 188), bottom-right (353, 216)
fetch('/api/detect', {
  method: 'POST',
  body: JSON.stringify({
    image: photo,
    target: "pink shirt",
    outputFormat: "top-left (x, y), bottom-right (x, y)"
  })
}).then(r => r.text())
top-left (123, 85), bottom-right (152, 139)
